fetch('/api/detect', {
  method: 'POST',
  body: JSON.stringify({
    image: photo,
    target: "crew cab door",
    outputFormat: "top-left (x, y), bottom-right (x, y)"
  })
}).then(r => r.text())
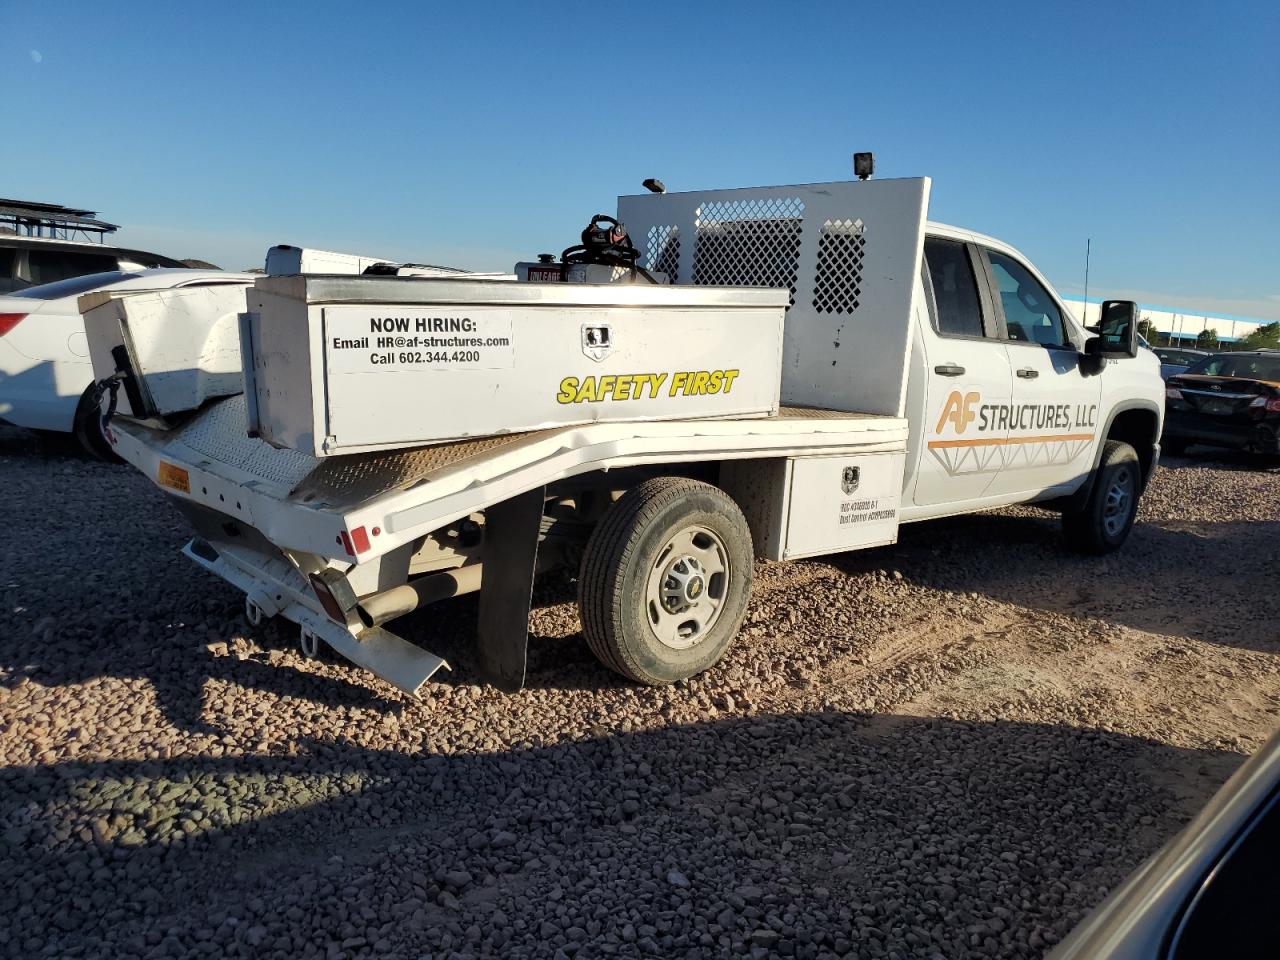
top-left (978, 247), bottom-right (1102, 499)
top-left (912, 237), bottom-right (1013, 507)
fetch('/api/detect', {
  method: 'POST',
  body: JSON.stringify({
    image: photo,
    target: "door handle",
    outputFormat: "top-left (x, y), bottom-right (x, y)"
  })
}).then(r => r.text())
top-left (934, 364), bottom-right (966, 377)
top-left (1016, 368), bottom-right (1040, 379)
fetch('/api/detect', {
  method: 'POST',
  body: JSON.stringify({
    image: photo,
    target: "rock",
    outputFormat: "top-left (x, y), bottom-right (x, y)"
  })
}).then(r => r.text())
top-left (444, 869), bottom-right (473, 890)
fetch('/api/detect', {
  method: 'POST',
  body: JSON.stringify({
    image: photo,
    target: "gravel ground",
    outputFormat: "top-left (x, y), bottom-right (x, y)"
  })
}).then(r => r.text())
top-left (1, 428), bottom-right (1276, 959)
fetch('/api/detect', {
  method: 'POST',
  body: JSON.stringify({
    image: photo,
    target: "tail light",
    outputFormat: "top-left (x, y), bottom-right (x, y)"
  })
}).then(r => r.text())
top-left (1269, 399), bottom-right (1280, 414)
top-left (1165, 386), bottom-right (1183, 400)
top-left (0, 313), bottom-right (28, 336)
top-left (1248, 396), bottom-right (1280, 413)
top-left (337, 526), bottom-right (371, 555)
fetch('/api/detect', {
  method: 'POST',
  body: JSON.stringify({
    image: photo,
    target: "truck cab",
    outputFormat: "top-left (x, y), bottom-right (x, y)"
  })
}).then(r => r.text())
top-left (904, 223), bottom-right (1164, 523)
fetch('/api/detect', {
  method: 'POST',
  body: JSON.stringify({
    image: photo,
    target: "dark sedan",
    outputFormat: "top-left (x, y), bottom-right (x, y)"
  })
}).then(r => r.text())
top-left (1162, 351), bottom-right (1280, 456)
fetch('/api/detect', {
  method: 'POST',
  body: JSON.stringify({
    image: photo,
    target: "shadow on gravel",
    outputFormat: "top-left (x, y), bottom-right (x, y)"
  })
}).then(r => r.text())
top-left (0, 423), bottom-right (94, 462)
top-left (0, 710), bottom-right (1242, 959)
top-left (397, 578), bottom-right (635, 696)
top-left (1, 624), bottom-right (402, 736)
top-left (820, 507), bottom-right (1280, 656)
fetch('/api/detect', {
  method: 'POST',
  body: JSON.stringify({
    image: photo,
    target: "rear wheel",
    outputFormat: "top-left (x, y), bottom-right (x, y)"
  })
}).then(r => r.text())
top-left (578, 477), bottom-right (753, 685)
top-left (1062, 440), bottom-right (1141, 554)
top-left (72, 384), bottom-right (120, 462)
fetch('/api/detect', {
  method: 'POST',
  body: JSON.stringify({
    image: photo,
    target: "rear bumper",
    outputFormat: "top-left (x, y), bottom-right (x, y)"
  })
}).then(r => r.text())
top-left (182, 535), bottom-right (449, 696)
top-left (1163, 411), bottom-right (1279, 453)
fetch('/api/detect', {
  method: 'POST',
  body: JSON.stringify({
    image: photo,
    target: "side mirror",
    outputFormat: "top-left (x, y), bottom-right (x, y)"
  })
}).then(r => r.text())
top-left (1085, 299), bottom-right (1139, 361)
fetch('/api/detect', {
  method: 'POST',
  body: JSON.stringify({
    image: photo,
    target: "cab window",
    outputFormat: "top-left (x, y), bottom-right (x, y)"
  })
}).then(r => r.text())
top-left (986, 250), bottom-right (1069, 349)
top-left (923, 238), bottom-right (984, 338)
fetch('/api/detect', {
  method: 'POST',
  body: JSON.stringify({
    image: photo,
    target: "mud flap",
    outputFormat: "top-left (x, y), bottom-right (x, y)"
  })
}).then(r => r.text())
top-left (476, 486), bottom-right (545, 692)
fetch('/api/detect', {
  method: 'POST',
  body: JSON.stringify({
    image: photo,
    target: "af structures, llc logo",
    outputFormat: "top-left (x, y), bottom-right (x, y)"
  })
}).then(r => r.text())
top-left (927, 390), bottom-right (1097, 477)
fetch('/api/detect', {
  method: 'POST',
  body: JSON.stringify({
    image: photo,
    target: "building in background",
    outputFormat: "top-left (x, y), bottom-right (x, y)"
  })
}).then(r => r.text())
top-left (1063, 297), bottom-right (1269, 347)
top-left (0, 198), bottom-right (118, 242)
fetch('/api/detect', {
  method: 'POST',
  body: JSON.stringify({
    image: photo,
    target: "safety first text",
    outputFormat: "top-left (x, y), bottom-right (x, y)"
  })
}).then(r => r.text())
top-left (556, 370), bottom-right (740, 405)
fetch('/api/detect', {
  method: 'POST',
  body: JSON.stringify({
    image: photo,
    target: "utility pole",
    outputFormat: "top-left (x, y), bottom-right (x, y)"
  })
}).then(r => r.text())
top-left (1082, 239), bottom-right (1092, 325)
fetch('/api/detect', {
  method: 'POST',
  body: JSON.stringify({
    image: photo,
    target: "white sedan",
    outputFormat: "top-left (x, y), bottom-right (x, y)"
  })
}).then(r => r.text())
top-left (0, 269), bottom-right (252, 457)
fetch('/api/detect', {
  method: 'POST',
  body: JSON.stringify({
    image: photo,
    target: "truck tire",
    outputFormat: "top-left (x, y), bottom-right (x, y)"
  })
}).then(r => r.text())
top-left (72, 384), bottom-right (121, 463)
top-left (1062, 440), bottom-right (1141, 554)
top-left (578, 476), bottom-right (753, 685)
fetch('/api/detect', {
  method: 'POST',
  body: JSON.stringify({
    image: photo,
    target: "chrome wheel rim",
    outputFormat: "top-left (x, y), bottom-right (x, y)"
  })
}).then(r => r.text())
top-left (1102, 467), bottom-right (1136, 537)
top-left (645, 525), bottom-right (729, 650)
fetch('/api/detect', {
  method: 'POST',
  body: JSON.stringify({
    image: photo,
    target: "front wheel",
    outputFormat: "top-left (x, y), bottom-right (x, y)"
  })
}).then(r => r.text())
top-left (578, 477), bottom-right (754, 685)
top-left (1062, 440), bottom-right (1141, 554)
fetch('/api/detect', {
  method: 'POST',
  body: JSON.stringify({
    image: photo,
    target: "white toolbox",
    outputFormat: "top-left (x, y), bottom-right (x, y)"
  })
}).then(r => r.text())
top-left (242, 275), bottom-right (788, 457)
top-left (81, 282), bottom-right (254, 418)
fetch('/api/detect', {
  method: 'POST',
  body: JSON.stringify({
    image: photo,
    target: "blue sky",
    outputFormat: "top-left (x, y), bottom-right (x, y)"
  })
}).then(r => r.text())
top-left (4, 0), bottom-right (1278, 319)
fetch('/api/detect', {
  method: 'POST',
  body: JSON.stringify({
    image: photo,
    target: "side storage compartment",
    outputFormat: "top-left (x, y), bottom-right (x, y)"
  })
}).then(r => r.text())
top-left (723, 451), bottom-right (906, 561)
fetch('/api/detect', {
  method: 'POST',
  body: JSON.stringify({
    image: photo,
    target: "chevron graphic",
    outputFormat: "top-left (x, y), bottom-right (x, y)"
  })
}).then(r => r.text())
top-left (928, 435), bottom-right (1095, 477)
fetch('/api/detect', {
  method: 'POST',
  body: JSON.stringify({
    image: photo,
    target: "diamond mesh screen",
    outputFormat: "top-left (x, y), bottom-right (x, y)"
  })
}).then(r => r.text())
top-left (644, 225), bottom-right (681, 282)
top-left (812, 218), bottom-right (866, 314)
top-left (691, 197), bottom-right (805, 304)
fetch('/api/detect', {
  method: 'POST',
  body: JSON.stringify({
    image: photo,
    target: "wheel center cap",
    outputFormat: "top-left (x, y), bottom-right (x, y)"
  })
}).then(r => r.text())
top-left (686, 576), bottom-right (704, 601)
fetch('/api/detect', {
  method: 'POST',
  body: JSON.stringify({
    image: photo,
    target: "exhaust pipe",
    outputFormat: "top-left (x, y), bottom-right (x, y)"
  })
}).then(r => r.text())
top-left (356, 565), bottom-right (483, 628)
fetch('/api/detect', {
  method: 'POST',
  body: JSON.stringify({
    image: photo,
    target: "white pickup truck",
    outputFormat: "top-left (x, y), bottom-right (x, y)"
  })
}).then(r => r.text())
top-left (87, 175), bottom-right (1164, 697)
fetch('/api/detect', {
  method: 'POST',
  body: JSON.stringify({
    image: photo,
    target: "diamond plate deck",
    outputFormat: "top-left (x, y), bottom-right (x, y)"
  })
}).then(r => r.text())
top-left (288, 429), bottom-right (558, 508)
top-left (171, 395), bottom-right (319, 491)
top-left (775, 405), bottom-right (882, 420)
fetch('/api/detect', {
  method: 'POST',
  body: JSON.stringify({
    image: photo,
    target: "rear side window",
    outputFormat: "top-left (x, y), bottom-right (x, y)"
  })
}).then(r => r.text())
top-left (26, 250), bottom-right (119, 286)
top-left (924, 238), bottom-right (984, 338)
top-left (1187, 355), bottom-right (1280, 381)
top-left (1156, 349), bottom-right (1197, 367)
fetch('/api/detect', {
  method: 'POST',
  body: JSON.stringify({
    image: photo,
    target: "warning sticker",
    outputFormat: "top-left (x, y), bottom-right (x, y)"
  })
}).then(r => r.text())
top-left (837, 497), bottom-right (897, 527)
top-left (324, 306), bottom-right (515, 373)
